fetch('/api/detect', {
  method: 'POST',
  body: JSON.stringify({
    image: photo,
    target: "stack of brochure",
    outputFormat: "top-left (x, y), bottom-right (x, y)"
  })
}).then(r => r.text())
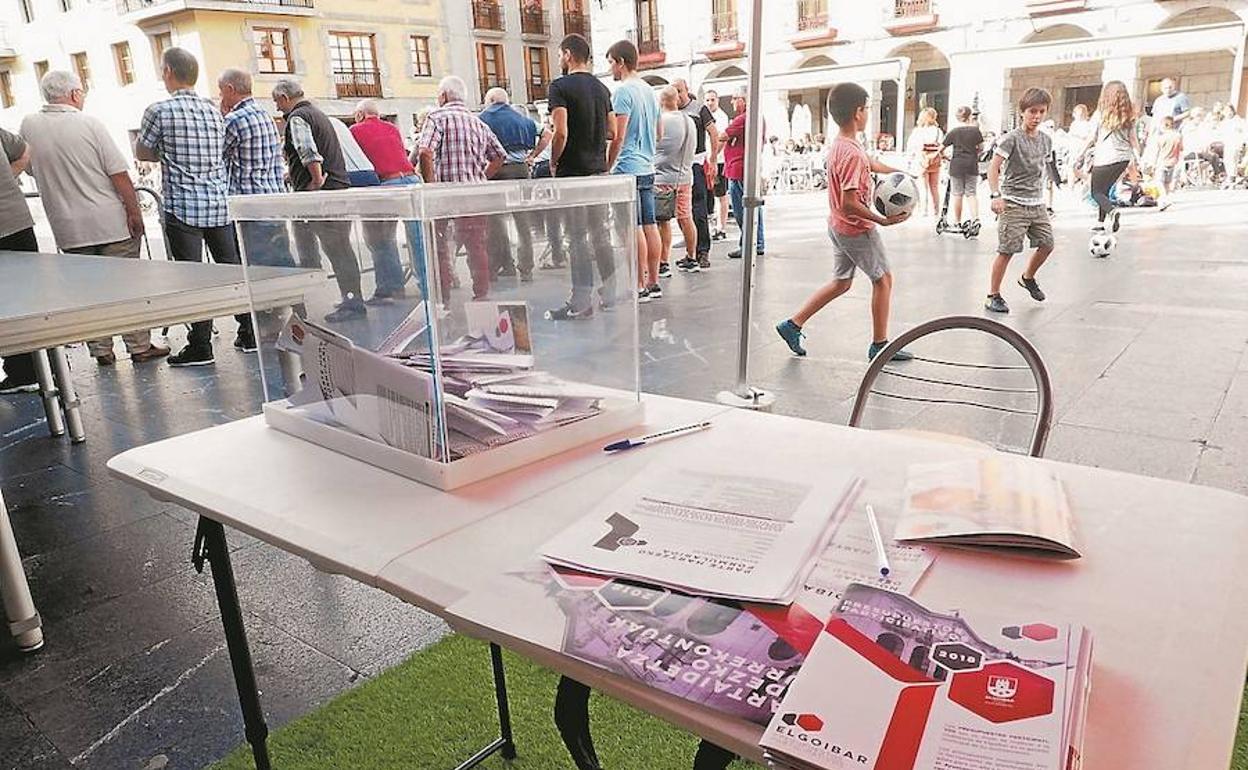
top-left (539, 462), bottom-right (863, 604)
top-left (761, 584), bottom-right (1093, 770)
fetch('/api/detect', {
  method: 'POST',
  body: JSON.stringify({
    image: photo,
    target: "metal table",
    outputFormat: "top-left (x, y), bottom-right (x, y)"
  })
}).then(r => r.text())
top-left (0, 250), bottom-right (318, 654)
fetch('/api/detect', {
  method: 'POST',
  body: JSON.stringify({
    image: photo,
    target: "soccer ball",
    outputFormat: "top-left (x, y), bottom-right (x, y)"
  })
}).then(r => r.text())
top-left (874, 173), bottom-right (919, 218)
top-left (1089, 232), bottom-right (1116, 258)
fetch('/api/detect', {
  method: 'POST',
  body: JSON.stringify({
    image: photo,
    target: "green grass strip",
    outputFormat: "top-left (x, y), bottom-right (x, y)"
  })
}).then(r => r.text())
top-left (212, 632), bottom-right (1248, 770)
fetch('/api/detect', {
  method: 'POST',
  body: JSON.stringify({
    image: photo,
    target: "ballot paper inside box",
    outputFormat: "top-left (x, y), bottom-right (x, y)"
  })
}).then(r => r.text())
top-left (229, 177), bottom-right (644, 490)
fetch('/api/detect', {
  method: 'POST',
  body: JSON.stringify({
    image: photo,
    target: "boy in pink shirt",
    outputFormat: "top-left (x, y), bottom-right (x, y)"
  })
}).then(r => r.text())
top-left (776, 82), bottom-right (911, 360)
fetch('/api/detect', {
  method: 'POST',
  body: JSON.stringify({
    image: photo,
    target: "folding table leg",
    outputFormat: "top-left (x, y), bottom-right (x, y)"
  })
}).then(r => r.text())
top-left (490, 642), bottom-right (518, 760)
top-left (32, 350), bottom-right (65, 438)
top-left (192, 517), bottom-right (271, 770)
top-left (452, 642), bottom-right (520, 770)
top-left (0, 489), bottom-right (43, 652)
top-left (47, 347), bottom-right (85, 444)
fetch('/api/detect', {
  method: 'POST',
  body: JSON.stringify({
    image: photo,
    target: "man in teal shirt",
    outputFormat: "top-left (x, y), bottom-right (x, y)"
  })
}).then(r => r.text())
top-left (606, 39), bottom-right (663, 302)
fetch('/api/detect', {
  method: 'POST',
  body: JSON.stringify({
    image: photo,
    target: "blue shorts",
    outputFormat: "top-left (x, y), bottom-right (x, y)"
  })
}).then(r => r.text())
top-left (634, 173), bottom-right (656, 226)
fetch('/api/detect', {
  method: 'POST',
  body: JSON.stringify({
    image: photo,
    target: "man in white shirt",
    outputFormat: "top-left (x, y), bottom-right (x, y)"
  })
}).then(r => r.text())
top-left (21, 70), bottom-right (169, 366)
top-left (706, 89), bottom-right (731, 239)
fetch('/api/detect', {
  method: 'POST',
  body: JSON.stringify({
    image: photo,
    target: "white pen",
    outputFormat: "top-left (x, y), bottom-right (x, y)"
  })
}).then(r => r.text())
top-left (865, 504), bottom-right (891, 578)
top-left (603, 421), bottom-right (713, 452)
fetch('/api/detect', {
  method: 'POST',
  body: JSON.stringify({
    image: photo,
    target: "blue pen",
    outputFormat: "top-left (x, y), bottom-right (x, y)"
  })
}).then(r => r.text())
top-left (603, 421), bottom-right (713, 452)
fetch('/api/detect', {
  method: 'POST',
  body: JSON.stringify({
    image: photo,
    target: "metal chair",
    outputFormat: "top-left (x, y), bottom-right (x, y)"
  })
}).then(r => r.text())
top-left (848, 316), bottom-right (1054, 457)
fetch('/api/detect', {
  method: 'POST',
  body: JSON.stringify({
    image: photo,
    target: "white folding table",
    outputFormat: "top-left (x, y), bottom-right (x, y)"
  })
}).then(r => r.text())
top-left (0, 251), bottom-right (317, 654)
top-left (105, 395), bottom-right (1248, 770)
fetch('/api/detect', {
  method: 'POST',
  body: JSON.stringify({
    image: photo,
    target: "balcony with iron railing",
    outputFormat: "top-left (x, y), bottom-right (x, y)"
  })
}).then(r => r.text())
top-left (563, 9), bottom-right (589, 38)
top-left (883, 0), bottom-right (938, 35)
top-left (479, 75), bottom-right (510, 97)
top-left (520, 6), bottom-right (550, 36)
top-left (631, 24), bottom-right (664, 67)
top-left (116, 0), bottom-right (315, 22)
top-left (791, 0), bottom-right (837, 47)
top-left (472, 0), bottom-right (505, 32)
top-left (334, 69), bottom-right (382, 98)
top-left (703, 9), bottom-right (744, 60)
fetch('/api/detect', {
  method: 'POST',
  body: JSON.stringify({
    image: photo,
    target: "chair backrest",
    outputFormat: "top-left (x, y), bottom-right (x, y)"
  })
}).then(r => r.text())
top-left (848, 316), bottom-right (1054, 457)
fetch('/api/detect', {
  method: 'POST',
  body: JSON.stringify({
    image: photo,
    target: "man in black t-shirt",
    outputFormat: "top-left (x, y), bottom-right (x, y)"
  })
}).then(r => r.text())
top-left (941, 105), bottom-right (985, 227)
top-left (543, 33), bottom-right (621, 321)
top-left (674, 78), bottom-right (719, 271)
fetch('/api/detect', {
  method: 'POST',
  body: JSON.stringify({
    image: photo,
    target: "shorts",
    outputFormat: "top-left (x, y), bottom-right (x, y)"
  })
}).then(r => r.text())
top-left (674, 184), bottom-right (692, 219)
top-left (997, 202), bottom-right (1054, 256)
top-left (1161, 165), bottom-right (1176, 185)
top-left (828, 227), bottom-right (889, 282)
top-left (634, 173), bottom-right (656, 226)
top-left (950, 174), bottom-right (978, 197)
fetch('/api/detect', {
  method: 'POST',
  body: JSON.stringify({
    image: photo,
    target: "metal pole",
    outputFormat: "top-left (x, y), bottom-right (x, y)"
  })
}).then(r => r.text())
top-left (729, 0), bottom-right (766, 401)
top-left (0, 490), bottom-right (43, 652)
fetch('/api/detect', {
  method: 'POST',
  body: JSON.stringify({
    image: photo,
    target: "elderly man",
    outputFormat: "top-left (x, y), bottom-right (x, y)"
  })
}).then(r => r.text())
top-left (21, 70), bottom-right (169, 366)
top-left (219, 68), bottom-right (291, 278)
top-left (673, 78), bottom-right (720, 272)
top-left (272, 78), bottom-right (367, 322)
top-left (137, 47), bottom-right (251, 366)
top-left (653, 86), bottom-right (696, 277)
top-left (479, 87), bottom-right (539, 280)
top-left (416, 75), bottom-right (505, 303)
top-left (350, 99), bottom-right (420, 302)
top-left (724, 85), bottom-right (764, 258)
top-left (0, 128), bottom-right (40, 393)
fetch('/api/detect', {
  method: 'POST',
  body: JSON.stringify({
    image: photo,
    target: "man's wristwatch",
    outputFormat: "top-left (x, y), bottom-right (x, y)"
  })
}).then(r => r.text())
top-left (990, 192), bottom-right (1002, 199)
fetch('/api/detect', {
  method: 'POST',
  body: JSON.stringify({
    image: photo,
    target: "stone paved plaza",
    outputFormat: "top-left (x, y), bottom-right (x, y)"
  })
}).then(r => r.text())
top-left (1, 186), bottom-right (1246, 768)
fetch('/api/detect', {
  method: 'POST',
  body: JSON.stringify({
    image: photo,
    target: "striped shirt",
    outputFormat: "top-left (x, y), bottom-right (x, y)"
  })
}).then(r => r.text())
top-left (416, 100), bottom-right (505, 183)
top-left (223, 97), bottom-right (286, 196)
top-left (138, 89), bottom-right (229, 228)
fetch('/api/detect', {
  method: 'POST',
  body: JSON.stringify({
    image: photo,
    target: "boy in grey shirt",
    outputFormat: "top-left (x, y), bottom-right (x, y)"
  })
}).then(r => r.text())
top-left (985, 87), bottom-right (1055, 314)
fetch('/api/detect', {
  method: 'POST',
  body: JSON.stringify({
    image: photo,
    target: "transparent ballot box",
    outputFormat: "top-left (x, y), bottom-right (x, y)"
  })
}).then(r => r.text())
top-left (230, 176), bottom-right (643, 490)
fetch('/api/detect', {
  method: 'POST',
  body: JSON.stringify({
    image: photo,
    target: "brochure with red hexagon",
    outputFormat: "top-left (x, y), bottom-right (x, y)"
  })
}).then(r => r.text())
top-left (761, 584), bottom-right (1093, 770)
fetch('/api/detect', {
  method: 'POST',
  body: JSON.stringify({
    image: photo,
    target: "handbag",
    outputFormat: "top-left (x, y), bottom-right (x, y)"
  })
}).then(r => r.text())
top-left (655, 185), bottom-right (677, 221)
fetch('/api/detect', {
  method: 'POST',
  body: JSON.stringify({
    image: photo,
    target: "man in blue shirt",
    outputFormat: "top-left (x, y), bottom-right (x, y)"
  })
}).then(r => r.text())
top-left (606, 39), bottom-right (663, 302)
top-left (1151, 78), bottom-right (1192, 130)
top-left (479, 88), bottom-right (540, 280)
top-left (137, 47), bottom-right (249, 367)
top-left (219, 67), bottom-right (294, 282)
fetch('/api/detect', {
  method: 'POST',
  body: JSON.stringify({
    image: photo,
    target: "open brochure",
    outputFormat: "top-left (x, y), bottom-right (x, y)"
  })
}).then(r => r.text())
top-left (761, 584), bottom-right (1093, 770)
top-left (894, 458), bottom-right (1080, 559)
top-left (540, 464), bottom-right (863, 604)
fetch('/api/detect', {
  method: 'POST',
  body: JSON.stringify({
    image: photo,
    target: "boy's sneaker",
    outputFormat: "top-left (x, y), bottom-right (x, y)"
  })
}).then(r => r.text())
top-left (1110, 208), bottom-right (1121, 233)
top-left (324, 299), bottom-right (367, 323)
top-left (657, 262), bottom-right (672, 278)
top-left (868, 340), bottom-right (914, 362)
top-left (775, 319), bottom-right (806, 357)
top-left (233, 331), bottom-right (258, 353)
top-left (545, 301), bottom-right (593, 321)
top-left (697, 254), bottom-right (711, 271)
top-left (637, 287), bottom-right (651, 304)
top-left (646, 283), bottom-right (663, 300)
top-left (1018, 275), bottom-right (1046, 302)
top-left (984, 294), bottom-right (1010, 314)
top-left (0, 377), bottom-right (39, 394)
top-left (675, 256), bottom-right (699, 273)
top-left (168, 345), bottom-right (215, 367)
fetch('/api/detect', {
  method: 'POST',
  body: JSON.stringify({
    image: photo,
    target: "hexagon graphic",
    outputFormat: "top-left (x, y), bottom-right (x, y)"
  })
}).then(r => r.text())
top-left (949, 662), bottom-right (1055, 723)
top-left (781, 713), bottom-right (798, 726)
top-left (1021, 623), bottom-right (1059, 642)
top-left (1001, 625), bottom-right (1022, 640)
top-left (551, 567), bottom-right (609, 591)
top-left (930, 642), bottom-right (983, 672)
top-left (595, 579), bottom-right (669, 611)
top-left (796, 714), bottom-right (825, 732)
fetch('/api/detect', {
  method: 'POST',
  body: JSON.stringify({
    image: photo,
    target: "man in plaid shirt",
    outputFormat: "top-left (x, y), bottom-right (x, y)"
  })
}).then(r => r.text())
top-left (416, 75), bottom-right (505, 302)
top-left (137, 48), bottom-right (249, 367)
top-left (218, 67), bottom-right (292, 279)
